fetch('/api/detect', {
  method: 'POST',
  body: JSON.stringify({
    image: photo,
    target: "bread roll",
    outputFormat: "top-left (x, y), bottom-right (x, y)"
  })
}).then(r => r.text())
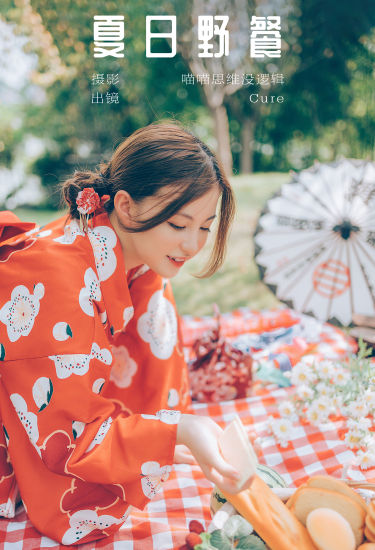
top-left (366, 512), bottom-right (375, 534)
top-left (222, 475), bottom-right (317, 550)
top-left (306, 476), bottom-right (367, 513)
top-left (365, 525), bottom-right (375, 542)
top-left (365, 500), bottom-right (375, 542)
top-left (290, 487), bottom-right (365, 546)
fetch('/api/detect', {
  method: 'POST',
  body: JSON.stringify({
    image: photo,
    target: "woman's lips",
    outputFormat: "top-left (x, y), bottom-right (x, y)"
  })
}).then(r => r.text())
top-left (167, 255), bottom-right (186, 267)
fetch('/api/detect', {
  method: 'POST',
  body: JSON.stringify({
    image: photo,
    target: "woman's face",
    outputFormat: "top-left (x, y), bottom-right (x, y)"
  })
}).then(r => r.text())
top-left (111, 185), bottom-right (220, 278)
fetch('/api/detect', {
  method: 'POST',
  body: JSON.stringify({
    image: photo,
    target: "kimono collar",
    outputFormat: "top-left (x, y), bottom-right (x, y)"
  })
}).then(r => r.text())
top-left (89, 208), bottom-right (137, 335)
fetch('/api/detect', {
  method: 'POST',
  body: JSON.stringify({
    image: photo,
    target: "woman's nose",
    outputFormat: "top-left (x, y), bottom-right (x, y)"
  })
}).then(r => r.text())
top-left (181, 231), bottom-right (201, 256)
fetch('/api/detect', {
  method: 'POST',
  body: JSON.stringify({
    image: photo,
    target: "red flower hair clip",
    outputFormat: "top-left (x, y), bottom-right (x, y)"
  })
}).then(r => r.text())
top-left (76, 187), bottom-right (100, 232)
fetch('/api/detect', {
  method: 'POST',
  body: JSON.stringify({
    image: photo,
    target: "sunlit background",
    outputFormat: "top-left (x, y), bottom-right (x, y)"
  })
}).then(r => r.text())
top-left (1, 0), bottom-right (374, 314)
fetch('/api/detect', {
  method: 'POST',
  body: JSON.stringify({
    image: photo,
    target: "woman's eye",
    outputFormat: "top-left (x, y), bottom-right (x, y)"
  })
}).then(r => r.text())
top-left (168, 222), bottom-right (185, 230)
top-left (200, 227), bottom-right (211, 232)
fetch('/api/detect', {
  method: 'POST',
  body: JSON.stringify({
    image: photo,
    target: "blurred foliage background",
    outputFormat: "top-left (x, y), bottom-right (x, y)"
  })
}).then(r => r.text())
top-left (1, 0), bottom-right (375, 313)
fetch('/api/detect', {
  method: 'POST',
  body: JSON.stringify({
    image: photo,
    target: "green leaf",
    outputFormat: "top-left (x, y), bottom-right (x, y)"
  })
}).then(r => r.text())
top-left (210, 530), bottom-right (232, 550)
top-left (223, 515), bottom-right (253, 539)
top-left (3, 425), bottom-right (9, 443)
top-left (195, 542), bottom-right (216, 550)
top-left (47, 379), bottom-right (53, 403)
top-left (0, 343), bottom-right (5, 361)
top-left (194, 533), bottom-right (217, 550)
top-left (236, 534), bottom-right (267, 550)
top-left (256, 363), bottom-right (291, 387)
top-left (67, 324), bottom-right (73, 338)
top-left (200, 533), bottom-right (212, 543)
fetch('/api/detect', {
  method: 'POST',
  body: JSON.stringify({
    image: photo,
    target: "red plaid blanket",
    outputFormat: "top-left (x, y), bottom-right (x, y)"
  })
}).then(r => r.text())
top-left (0, 308), bottom-right (370, 550)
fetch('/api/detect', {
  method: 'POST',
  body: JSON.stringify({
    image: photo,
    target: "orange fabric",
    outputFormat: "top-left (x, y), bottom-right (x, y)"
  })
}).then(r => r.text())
top-left (0, 209), bottom-right (190, 545)
top-left (0, 210), bottom-right (36, 242)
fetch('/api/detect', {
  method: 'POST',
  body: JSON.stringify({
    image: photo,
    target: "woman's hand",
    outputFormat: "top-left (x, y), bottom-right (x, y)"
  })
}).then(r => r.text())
top-left (173, 444), bottom-right (197, 465)
top-left (176, 414), bottom-right (251, 494)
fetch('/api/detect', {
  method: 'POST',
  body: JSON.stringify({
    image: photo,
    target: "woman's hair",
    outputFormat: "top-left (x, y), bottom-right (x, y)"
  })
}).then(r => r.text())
top-left (61, 122), bottom-right (235, 277)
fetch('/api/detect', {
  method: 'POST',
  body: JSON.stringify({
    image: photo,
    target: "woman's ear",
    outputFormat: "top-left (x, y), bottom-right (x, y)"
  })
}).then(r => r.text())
top-left (113, 190), bottom-right (135, 225)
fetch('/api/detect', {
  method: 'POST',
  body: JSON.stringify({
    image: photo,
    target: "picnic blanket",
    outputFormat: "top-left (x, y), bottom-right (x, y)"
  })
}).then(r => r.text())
top-left (0, 307), bottom-right (372, 550)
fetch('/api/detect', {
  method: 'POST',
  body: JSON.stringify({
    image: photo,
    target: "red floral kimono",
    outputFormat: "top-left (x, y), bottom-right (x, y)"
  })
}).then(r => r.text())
top-left (0, 209), bottom-right (190, 545)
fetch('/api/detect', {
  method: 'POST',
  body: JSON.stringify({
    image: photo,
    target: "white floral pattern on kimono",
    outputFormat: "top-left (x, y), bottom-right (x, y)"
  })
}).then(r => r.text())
top-left (79, 268), bottom-right (101, 317)
top-left (0, 283), bottom-right (44, 342)
top-left (62, 509), bottom-right (125, 545)
top-left (137, 289), bottom-right (177, 359)
top-left (0, 497), bottom-right (17, 519)
top-left (35, 229), bottom-right (52, 239)
top-left (72, 420), bottom-right (86, 440)
top-left (92, 378), bottom-right (105, 394)
top-left (122, 306), bottom-right (134, 328)
top-left (141, 409), bottom-right (181, 425)
top-left (10, 394), bottom-right (40, 455)
top-left (32, 377), bottom-right (53, 411)
top-left (110, 345), bottom-right (138, 388)
top-left (88, 226), bottom-right (117, 281)
top-left (167, 388), bottom-right (180, 407)
top-left (52, 321), bottom-right (73, 342)
top-left (85, 417), bottom-right (113, 453)
top-left (140, 461), bottom-right (172, 499)
top-left (53, 220), bottom-right (85, 244)
top-left (49, 342), bottom-right (112, 379)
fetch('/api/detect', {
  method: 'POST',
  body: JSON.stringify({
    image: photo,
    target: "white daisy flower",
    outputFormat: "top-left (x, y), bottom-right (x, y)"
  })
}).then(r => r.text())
top-left (331, 369), bottom-right (350, 386)
top-left (363, 390), bottom-right (375, 410)
top-left (344, 428), bottom-right (365, 450)
top-left (305, 398), bottom-right (331, 424)
top-left (355, 448), bottom-right (375, 470)
top-left (345, 400), bottom-right (369, 419)
top-left (316, 382), bottom-right (333, 398)
top-left (271, 417), bottom-right (293, 443)
top-left (347, 417), bottom-right (371, 432)
top-left (315, 396), bottom-right (332, 414)
top-left (316, 360), bottom-right (336, 380)
top-left (290, 363), bottom-right (316, 386)
top-left (278, 400), bottom-right (297, 419)
top-left (296, 384), bottom-right (314, 401)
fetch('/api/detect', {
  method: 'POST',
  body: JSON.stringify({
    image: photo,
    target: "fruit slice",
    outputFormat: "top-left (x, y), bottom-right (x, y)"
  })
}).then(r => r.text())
top-left (306, 508), bottom-right (355, 550)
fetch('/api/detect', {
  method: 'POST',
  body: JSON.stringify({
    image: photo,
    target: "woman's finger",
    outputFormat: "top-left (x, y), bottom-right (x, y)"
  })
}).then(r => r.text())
top-left (174, 445), bottom-right (197, 464)
top-left (201, 465), bottom-right (245, 494)
top-left (210, 453), bottom-right (240, 480)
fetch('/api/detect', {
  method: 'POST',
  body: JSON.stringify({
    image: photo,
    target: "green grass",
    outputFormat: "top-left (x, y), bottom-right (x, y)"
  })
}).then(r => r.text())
top-left (12, 207), bottom-right (67, 227)
top-left (13, 172), bottom-right (290, 315)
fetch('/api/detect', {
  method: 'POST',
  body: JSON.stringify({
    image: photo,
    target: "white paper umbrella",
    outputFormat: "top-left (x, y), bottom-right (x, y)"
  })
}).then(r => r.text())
top-left (254, 159), bottom-right (375, 326)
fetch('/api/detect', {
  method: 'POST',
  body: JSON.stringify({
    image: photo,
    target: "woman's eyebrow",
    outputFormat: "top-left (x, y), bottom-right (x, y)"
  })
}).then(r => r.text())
top-left (175, 213), bottom-right (217, 222)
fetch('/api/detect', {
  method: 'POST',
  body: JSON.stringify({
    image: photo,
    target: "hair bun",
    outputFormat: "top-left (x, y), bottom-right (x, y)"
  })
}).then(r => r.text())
top-left (61, 170), bottom-right (109, 217)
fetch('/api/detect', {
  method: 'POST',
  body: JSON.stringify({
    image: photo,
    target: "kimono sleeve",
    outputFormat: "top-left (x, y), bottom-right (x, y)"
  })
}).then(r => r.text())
top-left (0, 407), bottom-right (18, 518)
top-left (0, 353), bottom-right (180, 510)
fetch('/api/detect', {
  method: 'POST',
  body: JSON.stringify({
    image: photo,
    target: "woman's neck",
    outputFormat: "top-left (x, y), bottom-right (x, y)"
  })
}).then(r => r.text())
top-left (108, 211), bottom-right (143, 272)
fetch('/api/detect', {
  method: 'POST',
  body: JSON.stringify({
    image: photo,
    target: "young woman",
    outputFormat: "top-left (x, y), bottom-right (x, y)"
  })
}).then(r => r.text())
top-left (0, 122), bottom-right (244, 545)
